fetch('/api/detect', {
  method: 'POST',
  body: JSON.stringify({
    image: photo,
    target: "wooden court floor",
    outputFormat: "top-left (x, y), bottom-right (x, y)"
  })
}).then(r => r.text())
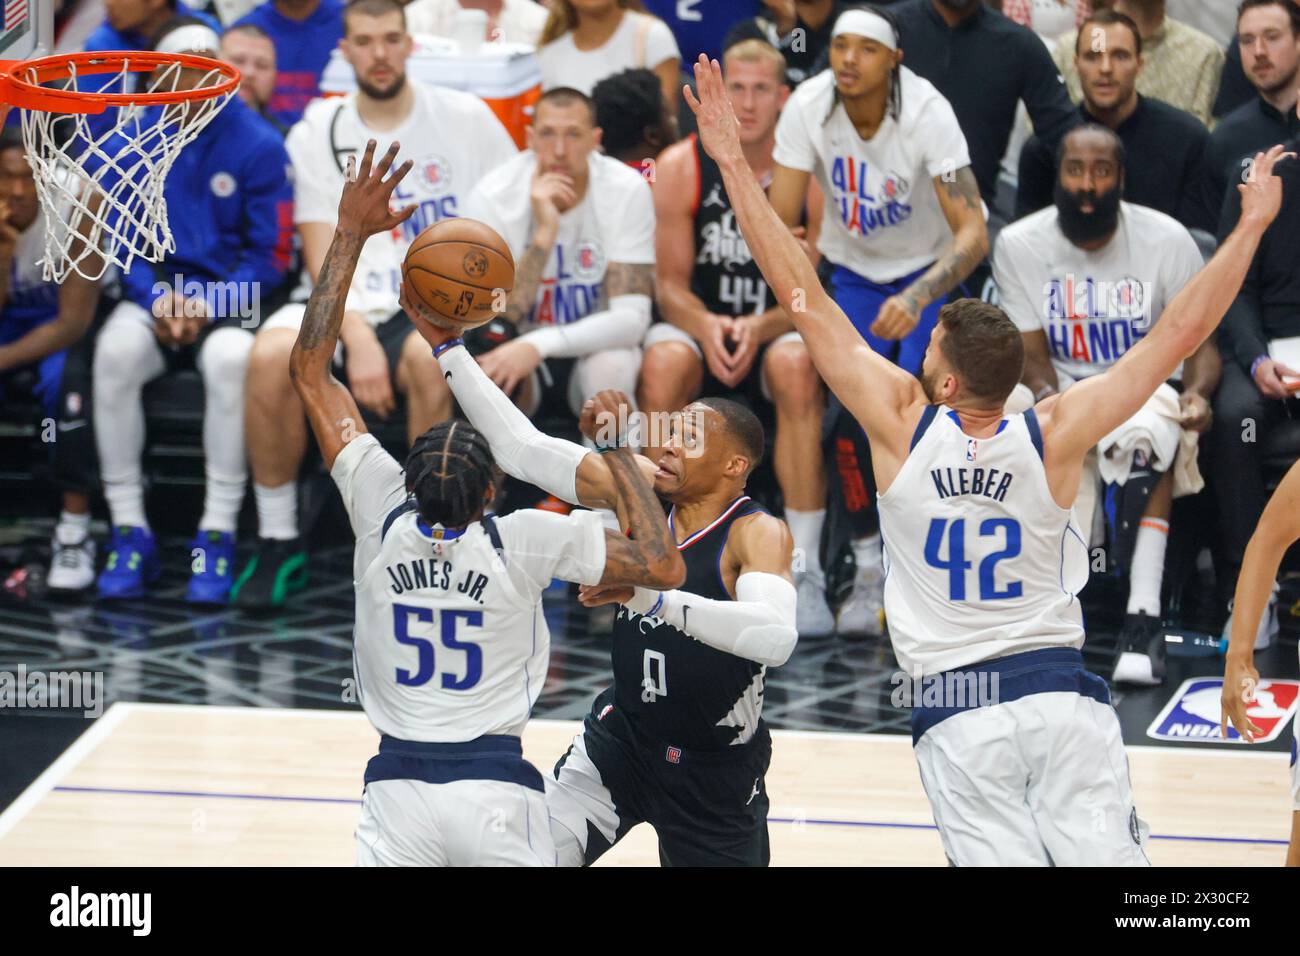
top-left (0, 703), bottom-right (1291, 866)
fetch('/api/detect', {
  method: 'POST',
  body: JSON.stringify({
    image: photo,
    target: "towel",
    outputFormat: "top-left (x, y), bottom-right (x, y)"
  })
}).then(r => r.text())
top-left (1097, 383), bottom-right (1204, 497)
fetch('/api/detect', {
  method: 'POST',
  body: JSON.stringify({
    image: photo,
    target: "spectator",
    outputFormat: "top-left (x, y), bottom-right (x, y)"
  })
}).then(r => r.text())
top-left (739, 0), bottom-right (851, 87)
top-left (0, 129), bottom-right (101, 592)
top-left (235, 0), bottom-right (517, 609)
top-left (640, 0), bottom-right (765, 63)
top-left (459, 88), bottom-right (654, 456)
top-left (995, 124), bottom-right (1216, 684)
top-left (1002, 0), bottom-right (1092, 46)
top-left (1167, 0), bottom-right (1238, 44)
top-left (591, 67), bottom-right (679, 167)
top-left (220, 23), bottom-right (288, 135)
top-left (1053, 0), bottom-right (1225, 126)
top-left (234, 0), bottom-right (345, 129)
top-left (640, 38), bottom-right (832, 635)
top-left (769, 6), bottom-right (987, 635)
top-left (89, 18), bottom-right (294, 604)
top-left (890, 0), bottom-right (1078, 211)
top-left (1215, 33), bottom-right (1258, 120)
top-left (1015, 10), bottom-right (1213, 232)
top-left (536, 0), bottom-right (682, 114)
top-left (1209, 119), bottom-right (1300, 648)
top-left (1203, 0), bottom-right (1300, 220)
top-left (404, 0), bottom-right (549, 47)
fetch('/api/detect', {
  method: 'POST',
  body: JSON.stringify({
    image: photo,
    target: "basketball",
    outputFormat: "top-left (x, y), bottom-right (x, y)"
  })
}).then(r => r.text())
top-left (401, 218), bottom-right (514, 331)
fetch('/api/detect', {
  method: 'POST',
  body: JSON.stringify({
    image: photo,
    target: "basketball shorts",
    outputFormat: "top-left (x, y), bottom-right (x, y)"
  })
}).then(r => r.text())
top-left (911, 647), bottom-right (1151, 867)
top-left (355, 734), bottom-right (555, 867)
top-left (642, 322), bottom-right (803, 407)
top-left (1292, 647), bottom-right (1299, 812)
top-left (545, 689), bottom-right (772, 867)
top-left (260, 303), bottom-right (414, 389)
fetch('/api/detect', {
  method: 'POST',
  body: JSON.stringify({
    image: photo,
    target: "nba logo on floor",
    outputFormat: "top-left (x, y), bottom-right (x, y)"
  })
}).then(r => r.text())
top-left (1147, 677), bottom-right (1300, 744)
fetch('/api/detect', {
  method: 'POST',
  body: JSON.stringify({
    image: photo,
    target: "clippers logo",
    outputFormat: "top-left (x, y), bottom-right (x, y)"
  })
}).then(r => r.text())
top-left (573, 240), bottom-right (605, 281)
top-left (421, 155), bottom-right (451, 192)
top-left (966, 439), bottom-right (978, 462)
top-left (210, 172), bottom-right (237, 198)
top-left (829, 157), bottom-right (913, 237)
top-left (1147, 677), bottom-right (1299, 744)
top-left (665, 746), bottom-right (682, 764)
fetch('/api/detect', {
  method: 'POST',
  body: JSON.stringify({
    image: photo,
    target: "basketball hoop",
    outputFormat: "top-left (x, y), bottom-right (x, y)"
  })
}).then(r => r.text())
top-left (0, 51), bottom-right (241, 283)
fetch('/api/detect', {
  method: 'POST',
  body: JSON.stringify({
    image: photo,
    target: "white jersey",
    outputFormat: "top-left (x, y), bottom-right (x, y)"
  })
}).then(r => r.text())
top-left (877, 406), bottom-right (1089, 676)
top-left (773, 66), bottom-right (974, 283)
top-left (331, 434), bottom-right (607, 742)
top-left (462, 149), bottom-right (655, 326)
top-left (993, 201), bottom-right (1203, 383)
top-left (287, 84), bottom-right (517, 325)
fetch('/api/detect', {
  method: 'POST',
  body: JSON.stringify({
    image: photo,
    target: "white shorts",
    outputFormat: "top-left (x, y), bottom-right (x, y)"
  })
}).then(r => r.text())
top-left (641, 322), bottom-right (803, 403)
top-left (912, 650), bottom-right (1150, 866)
top-left (356, 779), bottom-right (555, 867)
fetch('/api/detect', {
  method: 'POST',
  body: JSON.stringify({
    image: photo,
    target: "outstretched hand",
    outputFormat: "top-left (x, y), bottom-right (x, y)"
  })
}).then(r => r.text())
top-left (338, 139), bottom-right (417, 239)
top-left (683, 54), bottom-right (743, 168)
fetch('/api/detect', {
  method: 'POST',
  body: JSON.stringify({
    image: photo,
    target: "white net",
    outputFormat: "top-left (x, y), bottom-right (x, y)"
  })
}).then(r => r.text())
top-left (18, 57), bottom-right (236, 283)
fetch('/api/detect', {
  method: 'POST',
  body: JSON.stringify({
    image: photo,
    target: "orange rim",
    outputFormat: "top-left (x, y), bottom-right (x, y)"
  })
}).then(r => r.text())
top-left (0, 51), bottom-right (240, 115)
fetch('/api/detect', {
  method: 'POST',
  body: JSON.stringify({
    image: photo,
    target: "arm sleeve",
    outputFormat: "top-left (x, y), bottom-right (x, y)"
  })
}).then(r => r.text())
top-left (772, 89), bottom-right (817, 173)
top-left (625, 572), bottom-right (799, 667)
top-left (522, 293), bottom-right (652, 359)
top-left (436, 343), bottom-right (590, 503)
top-left (991, 231), bottom-right (1041, 333)
top-left (499, 508), bottom-right (607, 590)
top-left (329, 434), bottom-right (409, 565)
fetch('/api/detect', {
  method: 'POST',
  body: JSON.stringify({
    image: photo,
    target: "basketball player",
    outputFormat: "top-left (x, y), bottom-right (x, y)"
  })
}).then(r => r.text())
top-left (415, 310), bottom-right (799, 867)
top-left (1220, 457), bottom-right (1300, 867)
top-left (456, 88), bottom-right (653, 432)
top-left (641, 37), bottom-right (833, 635)
top-left (235, 0), bottom-right (517, 608)
top-left (88, 19), bottom-right (294, 603)
top-left (688, 51), bottom-right (1292, 864)
top-left (292, 139), bottom-right (684, 866)
top-left (769, 6), bottom-right (988, 638)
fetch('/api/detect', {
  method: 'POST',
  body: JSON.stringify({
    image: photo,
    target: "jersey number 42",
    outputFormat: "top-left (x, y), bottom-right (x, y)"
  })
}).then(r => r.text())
top-left (923, 517), bottom-right (1022, 602)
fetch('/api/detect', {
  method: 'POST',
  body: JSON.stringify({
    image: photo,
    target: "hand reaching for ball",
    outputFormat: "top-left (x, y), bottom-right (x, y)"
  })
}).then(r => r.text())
top-left (337, 139), bottom-right (417, 239)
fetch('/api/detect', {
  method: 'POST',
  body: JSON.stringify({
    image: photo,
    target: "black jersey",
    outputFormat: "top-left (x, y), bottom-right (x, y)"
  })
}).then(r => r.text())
top-left (611, 495), bottom-right (769, 751)
top-left (688, 134), bottom-right (774, 318)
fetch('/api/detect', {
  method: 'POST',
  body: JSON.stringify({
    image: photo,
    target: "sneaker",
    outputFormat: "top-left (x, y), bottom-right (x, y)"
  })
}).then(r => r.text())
top-left (836, 565), bottom-right (885, 637)
top-left (186, 530), bottom-right (237, 605)
top-left (1112, 611), bottom-right (1166, 686)
top-left (96, 526), bottom-right (160, 600)
top-left (795, 572), bottom-right (835, 638)
top-left (47, 524), bottom-right (96, 592)
top-left (1220, 584), bottom-right (1279, 652)
top-left (231, 537), bottom-right (309, 609)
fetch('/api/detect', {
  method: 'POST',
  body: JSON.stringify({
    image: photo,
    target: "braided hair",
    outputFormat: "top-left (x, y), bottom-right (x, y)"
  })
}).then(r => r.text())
top-left (403, 421), bottom-right (497, 530)
top-left (823, 4), bottom-right (903, 126)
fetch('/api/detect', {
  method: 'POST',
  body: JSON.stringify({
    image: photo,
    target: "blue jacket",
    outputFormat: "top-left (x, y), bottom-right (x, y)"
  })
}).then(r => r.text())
top-left (234, 0), bottom-right (344, 128)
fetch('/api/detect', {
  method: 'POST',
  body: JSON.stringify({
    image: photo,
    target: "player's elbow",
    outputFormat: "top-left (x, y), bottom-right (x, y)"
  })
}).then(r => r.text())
top-left (738, 624), bottom-right (799, 667)
top-left (643, 551), bottom-right (686, 590)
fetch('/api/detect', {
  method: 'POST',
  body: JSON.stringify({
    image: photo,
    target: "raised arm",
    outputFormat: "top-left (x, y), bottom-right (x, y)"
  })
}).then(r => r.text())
top-left (684, 55), bottom-right (924, 461)
top-left (288, 140), bottom-right (416, 469)
top-left (1038, 145), bottom-right (1293, 465)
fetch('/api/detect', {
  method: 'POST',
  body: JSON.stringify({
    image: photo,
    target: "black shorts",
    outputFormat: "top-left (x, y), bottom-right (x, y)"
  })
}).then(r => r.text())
top-left (338, 310), bottom-right (416, 392)
top-left (549, 689), bottom-right (772, 867)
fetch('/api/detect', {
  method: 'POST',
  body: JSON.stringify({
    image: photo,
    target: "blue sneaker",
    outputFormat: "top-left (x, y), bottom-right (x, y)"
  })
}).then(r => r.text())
top-left (186, 530), bottom-right (237, 605)
top-left (97, 525), bottom-right (161, 600)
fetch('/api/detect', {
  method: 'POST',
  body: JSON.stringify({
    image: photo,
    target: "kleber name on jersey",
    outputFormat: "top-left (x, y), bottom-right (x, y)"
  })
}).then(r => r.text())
top-left (1146, 676), bottom-right (1300, 744)
top-left (1041, 273), bottom-right (1154, 369)
top-left (829, 156), bottom-right (913, 238)
top-left (533, 241), bottom-right (605, 326)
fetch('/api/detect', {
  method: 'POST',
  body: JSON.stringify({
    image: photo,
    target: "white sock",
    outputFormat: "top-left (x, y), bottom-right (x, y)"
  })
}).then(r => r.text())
top-left (1126, 517), bottom-right (1168, 617)
top-left (785, 508), bottom-right (825, 581)
top-left (58, 510), bottom-right (91, 534)
top-left (199, 467), bottom-right (246, 534)
top-left (255, 482), bottom-right (298, 540)
top-left (104, 477), bottom-right (148, 531)
top-left (852, 533), bottom-right (882, 573)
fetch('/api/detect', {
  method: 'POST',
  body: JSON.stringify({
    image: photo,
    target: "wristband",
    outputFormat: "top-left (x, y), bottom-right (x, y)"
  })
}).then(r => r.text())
top-left (431, 337), bottom-right (464, 358)
top-left (1250, 354), bottom-right (1270, 379)
top-left (647, 593), bottom-right (665, 618)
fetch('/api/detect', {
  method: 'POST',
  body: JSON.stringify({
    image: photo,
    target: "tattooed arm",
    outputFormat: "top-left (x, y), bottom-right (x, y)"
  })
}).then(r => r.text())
top-left (597, 444), bottom-right (686, 588)
top-left (870, 166), bottom-right (989, 339)
top-left (289, 140), bottom-right (415, 470)
top-left (502, 239), bottom-right (551, 328)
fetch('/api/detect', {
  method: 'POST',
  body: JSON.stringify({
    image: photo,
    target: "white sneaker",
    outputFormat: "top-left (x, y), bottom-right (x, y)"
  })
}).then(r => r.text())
top-left (836, 565), bottom-right (885, 637)
top-left (795, 572), bottom-right (835, 638)
top-left (1221, 583), bottom-right (1280, 652)
top-left (47, 524), bottom-right (96, 591)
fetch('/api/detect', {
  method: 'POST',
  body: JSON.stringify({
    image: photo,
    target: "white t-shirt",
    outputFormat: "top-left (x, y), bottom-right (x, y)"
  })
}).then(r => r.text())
top-left (535, 11), bottom-right (680, 94)
top-left (462, 149), bottom-right (654, 326)
top-left (331, 433), bottom-right (607, 742)
top-left (405, 0), bottom-right (548, 47)
top-left (992, 201), bottom-right (1203, 382)
top-left (287, 83), bottom-right (518, 325)
top-left (773, 66), bottom-right (973, 284)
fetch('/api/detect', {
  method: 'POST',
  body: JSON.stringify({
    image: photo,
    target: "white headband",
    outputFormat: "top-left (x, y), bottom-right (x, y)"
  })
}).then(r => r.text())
top-left (830, 9), bottom-right (898, 51)
top-left (155, 24), bottom-right (221, 57)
